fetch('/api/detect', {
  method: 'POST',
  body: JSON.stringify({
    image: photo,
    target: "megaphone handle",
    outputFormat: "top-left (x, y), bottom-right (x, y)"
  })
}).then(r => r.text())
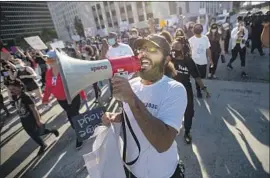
top-left (85, 102), bottom-right (90, 111)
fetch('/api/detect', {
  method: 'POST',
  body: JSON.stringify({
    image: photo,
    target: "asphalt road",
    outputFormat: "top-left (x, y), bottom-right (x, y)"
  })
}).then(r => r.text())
top-left (0, 50), bottom-right (269, 178)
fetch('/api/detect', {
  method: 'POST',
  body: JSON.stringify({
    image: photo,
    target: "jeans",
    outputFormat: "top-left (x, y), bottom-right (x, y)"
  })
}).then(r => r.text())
top-left (229, 44), bottom-right (246, 67)
top-left (195, 64), bottom-right (207, 93)
top-left (183, 84), bottom-right (194, 133)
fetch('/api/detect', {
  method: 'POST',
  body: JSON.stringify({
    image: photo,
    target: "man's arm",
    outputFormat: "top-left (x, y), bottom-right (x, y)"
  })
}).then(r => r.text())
top-left (127, 94), bottom-right (178, 153)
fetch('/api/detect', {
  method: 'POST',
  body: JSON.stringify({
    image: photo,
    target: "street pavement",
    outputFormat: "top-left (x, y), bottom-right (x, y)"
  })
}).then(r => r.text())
top-left (0, 49), bottom-right (269, 178)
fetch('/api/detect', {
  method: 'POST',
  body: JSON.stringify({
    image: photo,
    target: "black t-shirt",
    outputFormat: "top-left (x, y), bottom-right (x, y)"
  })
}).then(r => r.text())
top-left (16, 93), bottom-right (37, 129)
top-left (35, 56), bottom-right (46, 65)
top-left (172, 58), bottom-right (200, 85)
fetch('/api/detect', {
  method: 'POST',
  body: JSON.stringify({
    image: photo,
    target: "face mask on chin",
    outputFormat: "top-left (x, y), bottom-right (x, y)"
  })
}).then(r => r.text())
top-left (108, 38), bottom-right (116, 46)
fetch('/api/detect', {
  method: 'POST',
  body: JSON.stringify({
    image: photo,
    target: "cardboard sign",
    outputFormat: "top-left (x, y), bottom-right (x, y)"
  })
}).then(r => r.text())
top-left (24, 36), bottom-right (47, 50)
top-left (72, 107), bottom-right (105, 141)
top-left (199, 8), bottom-right (206, 15)
top-left (84, 28), bottom-right (93, 37)
top-left (50, 41), bottom-right (65, 49)
top-left (72, 35), bottom-right (81, 42)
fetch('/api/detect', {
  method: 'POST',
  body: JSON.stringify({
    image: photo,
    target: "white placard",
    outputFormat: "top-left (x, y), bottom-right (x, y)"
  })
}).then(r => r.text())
top-left (199, 8), bottom-right (206, 15)
top-left (50, 41), bottom-right (65, 49)
top-left (223, 9), bottom-right (228, 15)
top-left (24, 36), bottom-right (47, 50)
top-left (72, 35), bottom-right (81, 42)
top-left (84, 28), bottom-right (93, 37)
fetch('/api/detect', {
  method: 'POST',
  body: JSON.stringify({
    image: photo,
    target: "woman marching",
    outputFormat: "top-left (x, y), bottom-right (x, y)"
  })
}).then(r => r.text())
top-left (206, 23), bottom-right (225, 79)
top-left (170, 33), bottom-right (210, 144)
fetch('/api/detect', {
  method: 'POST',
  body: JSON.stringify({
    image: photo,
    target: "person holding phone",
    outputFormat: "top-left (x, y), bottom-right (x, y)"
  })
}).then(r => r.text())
top-left (227, 17), bottom-right (248, 78)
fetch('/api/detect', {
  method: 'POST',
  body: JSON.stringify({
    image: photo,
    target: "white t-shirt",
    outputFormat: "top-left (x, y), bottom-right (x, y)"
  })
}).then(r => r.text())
top-left (105, 43), bottom-right (134, 59)
top-left (123, 76), bottom-right (187, 178)
top-left (188, 35), bottom-right (211, 65)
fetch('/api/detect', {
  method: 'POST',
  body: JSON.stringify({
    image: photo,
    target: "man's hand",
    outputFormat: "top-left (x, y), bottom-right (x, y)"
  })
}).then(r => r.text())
top-left (37, 120), bottom-right (43, 127)
top-left (209, 60), bottom-right (214, 68)
top-left (111, 76), bottom-right (135, 103)
top-left (101, 112), bottom-right (122, 126)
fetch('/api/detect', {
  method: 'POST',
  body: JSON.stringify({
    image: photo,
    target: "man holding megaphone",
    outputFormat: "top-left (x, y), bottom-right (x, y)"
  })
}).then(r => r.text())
top-left (102, 34), bottom-right (187, 177)
top-left (42, 50), bottom-right (87, 149)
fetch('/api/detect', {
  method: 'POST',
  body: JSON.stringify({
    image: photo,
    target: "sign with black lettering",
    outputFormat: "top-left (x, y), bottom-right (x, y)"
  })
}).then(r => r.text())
top-left (72, 107), bottom-right (105, 141)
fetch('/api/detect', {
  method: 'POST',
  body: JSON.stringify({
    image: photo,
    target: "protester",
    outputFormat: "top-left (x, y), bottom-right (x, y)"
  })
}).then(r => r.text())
top-left (42, 50), bottom-right (87, 149)
top-left (261, 22), bottom-right (270, 48)
top-left (7, 59), bottom-right (45, 104)
top-left (171, 36), bottom-right (210, 144)
top-left (250, 19), bottom-right (265, 56)
top-left (174, 28), bottom-right (185, 39)
top-left (99, 38), bottom-right (109, 60)
top-left (128, 28), bottom-right (141, 54)
top-left (222, 23), bottom-right (231, 54)
top-left (102, 34), bottom-right (187, 178)
top-left (206, 23), bottom-right (225, 79)
top-left (33, 51), bottom-right (47, 88)
top-left (159, 31), bottom-right (177, 78)
top-left (0, 93), bottom-right (10, 117)
top-left (227, 17), bottom-right (249, 78)
top-left (184, 22), bottom-right (195, 39)
top-left (8, 80), bottom-right (59, 155)
top-left (105, 32), bottom-right (134, 99)
top-left (105, 32), bottom-right (134, 58)
top-left (188, 23), bottom-right (213, 98)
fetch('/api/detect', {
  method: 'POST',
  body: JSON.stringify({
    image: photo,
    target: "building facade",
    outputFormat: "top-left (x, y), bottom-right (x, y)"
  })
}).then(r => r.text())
top-left (0, 1), bottom-right (55, 46)
top-left (47, 1), bottom-right (233, 40)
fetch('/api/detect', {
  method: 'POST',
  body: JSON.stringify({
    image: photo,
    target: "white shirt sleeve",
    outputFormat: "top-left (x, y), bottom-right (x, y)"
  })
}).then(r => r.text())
top-left (124, 44), bottom-right (134, 56)
top-left (157, 83), bottom-right (187, 132)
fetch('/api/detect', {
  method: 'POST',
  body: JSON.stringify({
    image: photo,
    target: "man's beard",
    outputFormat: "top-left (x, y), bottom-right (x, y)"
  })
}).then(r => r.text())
top-left (139, 57), bottom-right (165, 82)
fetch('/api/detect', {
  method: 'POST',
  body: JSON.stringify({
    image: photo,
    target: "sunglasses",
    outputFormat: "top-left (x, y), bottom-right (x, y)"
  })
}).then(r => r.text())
top-left (137, 46), bottom-right (159, 53)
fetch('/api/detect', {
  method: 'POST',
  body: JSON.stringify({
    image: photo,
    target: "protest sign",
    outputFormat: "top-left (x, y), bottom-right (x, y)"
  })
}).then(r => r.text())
top-left (24, 36), bottom-right (47, 50)
top-left (199, 8), bottom-right (206, 15)
top-left (72, 35), bottom-right (80, 42)
top-left (50, 41), bottom-right (65, 49)
top-left (72, 107), bottom-right (105, 142)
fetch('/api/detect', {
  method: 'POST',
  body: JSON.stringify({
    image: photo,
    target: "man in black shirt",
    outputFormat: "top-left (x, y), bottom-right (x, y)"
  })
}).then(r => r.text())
top-left (171, 37), bottom-right (210, 144)
top-left (8, 81), bottom-right (59, 155)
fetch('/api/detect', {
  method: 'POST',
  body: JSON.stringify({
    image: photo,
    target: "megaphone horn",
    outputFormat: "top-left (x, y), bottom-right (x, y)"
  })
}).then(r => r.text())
top-left (55, 50), bottom-right (141, 104)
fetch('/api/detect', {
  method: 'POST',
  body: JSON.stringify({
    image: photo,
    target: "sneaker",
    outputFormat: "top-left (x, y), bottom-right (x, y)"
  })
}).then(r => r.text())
top-left (241, 72), bottom-right (248, 78)
top-left (227, 64), bottom-right (233, 70)
top-left (76, 139), bottom-right (83, 150)
top-left (184, 132), bottom-right (192, 144)
top-left (207, 73), bottom-right (212, 79)
top-left (37, 144), bottom-right (48, 155)
top-left (52, 129), bottom-right (59, 137)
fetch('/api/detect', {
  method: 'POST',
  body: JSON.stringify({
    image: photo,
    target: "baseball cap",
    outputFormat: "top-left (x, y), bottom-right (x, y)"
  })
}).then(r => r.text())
top-left (133, 34), bottom-right (171, 56)
top-left (211, 23), bottom-right (218, 29)
top-left (46, 50), bottom-right (57, 59)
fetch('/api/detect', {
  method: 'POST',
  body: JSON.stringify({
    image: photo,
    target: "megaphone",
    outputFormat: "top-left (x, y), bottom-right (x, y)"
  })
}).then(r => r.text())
top-left (55, 50), bottom-right (141, 104)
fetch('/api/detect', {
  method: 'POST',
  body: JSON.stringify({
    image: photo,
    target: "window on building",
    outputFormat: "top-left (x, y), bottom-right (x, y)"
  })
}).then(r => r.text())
top-left (104, 2), bottom-right (108, 6)
top-left (136, 2), bottom-right (143, 8)
top-left (128, 18), bottom-right (134, 24)
top-left (97, 26), bottom-right (100, 30)
top-left (110, 2), bottom-right (114, 5)
top-left (146, 13), bottom-right (153, 19)
top-left (106, 12), bottom-right (110, 18)
top-left (185, 2), bottom-right (189, 13)
top-left (120, 7), bottom-right (125, 14)
top-left (126, 5), bottom-right (132, 11)
top-left (108, 23), bottom-right (112, 27)
top-left (101, 25), bottom-right (105, 29)
top-left (169, 2), bottom-right (177, 15)
top-left (139, 15), bottom-right (144, 22)
top-left (112, 10), bottom-right (116, 16)
top-left (99, 15), bottom-right (103, 20)
top-left (114, 22), bottom-right (118, 26)
top-left (97, 4), bottom-right (101, 10)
